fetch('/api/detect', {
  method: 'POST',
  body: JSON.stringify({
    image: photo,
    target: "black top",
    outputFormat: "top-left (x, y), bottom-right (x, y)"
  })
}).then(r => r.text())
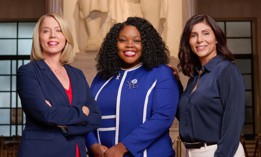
top-left (177, 55), bottom-right (245, 157)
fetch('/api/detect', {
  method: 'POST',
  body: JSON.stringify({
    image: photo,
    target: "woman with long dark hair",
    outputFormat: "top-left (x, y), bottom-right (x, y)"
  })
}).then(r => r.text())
top-left (177, 14), bottom-right (245, 157)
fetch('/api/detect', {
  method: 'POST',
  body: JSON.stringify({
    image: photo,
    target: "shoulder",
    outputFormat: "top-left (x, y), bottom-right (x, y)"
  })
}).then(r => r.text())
top-left (66, 65), bottom-right (82, 73)
top-left (216, 60), bottom-right (240, 75)
top-left (151, 64), bottom-right (174, 78)
top-left (149, 64), bottom-right (179, 85)
top-left (150, 64), bottom-right (172, 74)
top-left (18, 60), bottom-right (52, 72)
top-left (66, 65), bottom-right (85, 77)
top-left (18, 61), bottom-right (38, 73)
top-left (91, 74), bottom-right (108, 86)
top-left (215, 60), bottom-right (243, 83)
top-left (18, 62), bottom-right (31, 70)
top-left (90, 73), bottom-right (110, 93)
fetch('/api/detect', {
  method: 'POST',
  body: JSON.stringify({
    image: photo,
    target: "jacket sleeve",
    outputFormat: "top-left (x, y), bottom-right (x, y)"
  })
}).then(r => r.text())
top-left (214, 64), bottom-right (245, 157)
top-left (66, 72), bottom-right (101, 136)
top-left (85, 131), bottom-right (99, 150)
top-left (121, 67), bottom-right (180, 155)
top-left (84, 75), bottom-right (103, 151)
top-left (64, 98), bottom-right (101, 136)
top-left (17, 64), bottom-right (91, 126)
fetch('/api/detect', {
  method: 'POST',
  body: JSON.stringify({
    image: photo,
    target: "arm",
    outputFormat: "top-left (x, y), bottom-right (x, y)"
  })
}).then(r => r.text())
top-left (85, 75), bottom-right (107, 156)
top-left (65, 87), bottom-right (101, 135)
top-left (167, 64), bottom-right (184, 100)
top-left (17, 64), bottom-right (90, 126)
top-left (214, 64), bottom-right (245, 157)
top-left (121, 68), bottom-right (180, 155)
top-left (50, 69), bottom-right (101, 135)
top-left (103, 142), bottom-right (127, 157)
top-left (86, 131), bottom-right (109, 156)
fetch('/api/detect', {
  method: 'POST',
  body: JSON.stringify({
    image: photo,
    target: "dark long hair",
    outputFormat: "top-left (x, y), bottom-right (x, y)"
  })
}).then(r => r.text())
top-left (96, 17), bottom-right (170, 79)
top-left (178, 14), bottom-right (234, 77)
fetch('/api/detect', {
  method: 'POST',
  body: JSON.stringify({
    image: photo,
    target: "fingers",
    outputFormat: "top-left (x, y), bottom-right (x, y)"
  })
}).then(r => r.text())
top-left (45, 100), bottom-right (52, 107)
top-left (100, 145), bottom-right (109, 152)
top-left (91, 144), bottom-right (108, 157)
top-left (82, 106), bottom-right (90, 116)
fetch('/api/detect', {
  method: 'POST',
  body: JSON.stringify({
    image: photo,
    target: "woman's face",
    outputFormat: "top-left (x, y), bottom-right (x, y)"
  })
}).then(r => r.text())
top-left (39, 16), bottom-right (66, 57)
top-left (117, 25), bottom-right (142, 69)
top-left (189, 22), bottom-right (217, 65)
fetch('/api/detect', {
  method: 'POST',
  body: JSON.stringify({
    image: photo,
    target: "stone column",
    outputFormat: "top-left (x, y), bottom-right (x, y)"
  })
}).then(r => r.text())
top-left (47, 0), bottom-right (63, 14)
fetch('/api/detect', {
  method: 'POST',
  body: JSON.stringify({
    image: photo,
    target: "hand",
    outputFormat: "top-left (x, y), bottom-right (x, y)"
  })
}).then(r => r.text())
top-left (45, 100), bottom-right (52, 107)
top-left (91, 143), bottom-right (108, 157)
top-left (167, 64), bottom-right (180, 80)
top-left (104, 142), bottom-right (128, 157)
top-left (82, 106), bottom-right (90, 116)
top-left (57, 125), bottom-right (68, 134)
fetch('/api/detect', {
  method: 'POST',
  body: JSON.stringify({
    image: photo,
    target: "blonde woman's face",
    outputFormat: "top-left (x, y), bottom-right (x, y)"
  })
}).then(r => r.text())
top-left (39, 16), bottom-right (66, 56)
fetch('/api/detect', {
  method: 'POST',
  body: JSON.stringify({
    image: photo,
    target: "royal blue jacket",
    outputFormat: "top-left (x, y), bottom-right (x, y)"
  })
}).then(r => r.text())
top-left (86, 64), bottom-right (180, 157)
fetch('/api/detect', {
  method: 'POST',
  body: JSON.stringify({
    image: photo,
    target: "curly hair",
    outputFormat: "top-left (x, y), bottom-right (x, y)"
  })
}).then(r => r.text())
top-left (96, 17), bottom-right (170, 79)
top-left (178, 14), bottom-right (234, 77)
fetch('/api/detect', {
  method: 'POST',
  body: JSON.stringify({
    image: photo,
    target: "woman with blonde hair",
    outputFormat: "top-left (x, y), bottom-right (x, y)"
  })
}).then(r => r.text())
top-left (17, 13), bottom-right (101, 157)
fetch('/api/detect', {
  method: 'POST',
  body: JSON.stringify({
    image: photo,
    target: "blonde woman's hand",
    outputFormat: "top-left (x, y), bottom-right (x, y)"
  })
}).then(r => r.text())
top-left (45, 100), bottom-right (52, 107)
top-left (82, 106), bottom-right (90, 116)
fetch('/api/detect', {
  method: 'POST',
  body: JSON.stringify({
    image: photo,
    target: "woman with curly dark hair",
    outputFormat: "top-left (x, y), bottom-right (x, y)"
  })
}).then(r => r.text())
top-left (86, 17), bottom-right (180, 157)
top-left (177, 14), bottom-right (245, 157)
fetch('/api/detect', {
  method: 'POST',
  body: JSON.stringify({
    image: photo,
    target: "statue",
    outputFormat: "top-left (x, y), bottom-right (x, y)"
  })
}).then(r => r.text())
top-left (77, 0), bottom-right (109, 51)
top-left (77, 0), bottom-right (167, 52)
top-left (141, 0), bottom-right (167, 33)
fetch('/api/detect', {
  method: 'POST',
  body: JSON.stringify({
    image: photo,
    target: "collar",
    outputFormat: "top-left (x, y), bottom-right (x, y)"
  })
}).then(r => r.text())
top-left (195, 55), bottom-right (224, 75)
top-left (121, 63), bottom-right (142, 72)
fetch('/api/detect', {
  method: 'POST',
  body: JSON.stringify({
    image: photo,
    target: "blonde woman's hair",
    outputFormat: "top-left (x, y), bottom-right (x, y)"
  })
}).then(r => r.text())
top-left (30, 13), bottom-right (75, 64)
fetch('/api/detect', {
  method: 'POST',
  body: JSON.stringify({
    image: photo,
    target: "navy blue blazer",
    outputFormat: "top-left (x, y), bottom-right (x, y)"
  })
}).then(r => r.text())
top-left (17, 60), bottom-right (101, 157)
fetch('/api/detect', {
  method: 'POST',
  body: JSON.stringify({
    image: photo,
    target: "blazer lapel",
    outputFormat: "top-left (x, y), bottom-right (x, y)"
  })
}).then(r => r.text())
top-left (64, 65), bottom-right (78, 106)
top-left (36, 60), bottom-right (70, 106)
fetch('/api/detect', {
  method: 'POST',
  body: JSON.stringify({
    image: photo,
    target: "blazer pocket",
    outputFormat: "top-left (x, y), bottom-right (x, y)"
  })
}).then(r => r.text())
top-left (24, 129), bottom-right (55, 140)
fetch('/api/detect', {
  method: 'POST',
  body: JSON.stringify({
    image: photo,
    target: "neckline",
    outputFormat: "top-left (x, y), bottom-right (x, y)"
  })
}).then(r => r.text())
top-left (64, 80), bottom-right (71, 91)
top-left (121, 63), bottom-right (142, 71)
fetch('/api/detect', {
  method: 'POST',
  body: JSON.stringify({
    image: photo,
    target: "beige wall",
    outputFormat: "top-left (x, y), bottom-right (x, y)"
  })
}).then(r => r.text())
top-left (196, 0), bottom-right (261, 133)
top-left (63, 0), bottom-right (80, 54)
